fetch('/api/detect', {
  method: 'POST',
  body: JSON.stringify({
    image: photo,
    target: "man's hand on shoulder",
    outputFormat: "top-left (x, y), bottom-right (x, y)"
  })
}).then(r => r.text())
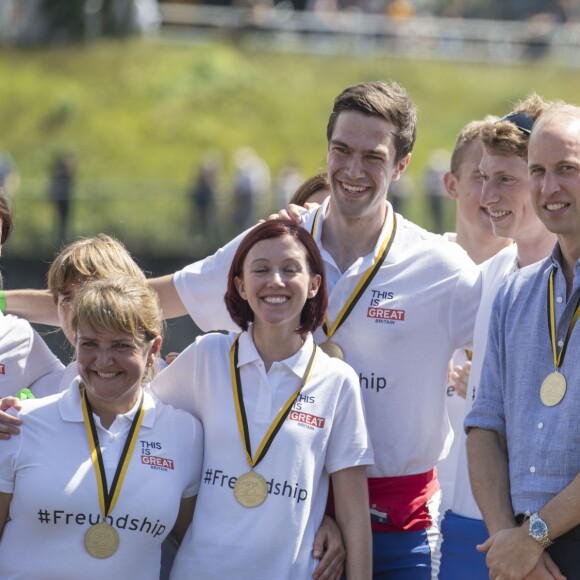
top-left (0, 397), bottom-right (22, 440)
top-left (265, 203), bottom-right (310, 224)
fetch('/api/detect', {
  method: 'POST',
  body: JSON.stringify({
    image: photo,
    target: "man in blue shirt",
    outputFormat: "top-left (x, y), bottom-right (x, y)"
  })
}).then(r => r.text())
top-left (466, 104), bottom-right (580, 579)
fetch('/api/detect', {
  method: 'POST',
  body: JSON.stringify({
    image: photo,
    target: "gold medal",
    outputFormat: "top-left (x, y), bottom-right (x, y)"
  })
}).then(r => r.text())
top-left (318, 340), bottom-right (345, 360)
top-left (540, 371), bottom-right (567, 407)
top-left (234, 470), bottom-right (269, 508)
top-left (81, 390), bottom-right (145, 559)
top-left (84, 522), bottom-right (120, 559)
top-left (230, 336), bottom-right (318, 508)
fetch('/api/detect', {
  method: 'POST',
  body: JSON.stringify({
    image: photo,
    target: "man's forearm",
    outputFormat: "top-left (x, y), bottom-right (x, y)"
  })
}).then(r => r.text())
top-left (467, 427), bottom-right (516, 535)
top-left (5, 289), bottom-right (58, 325)
top-left (540, 471), bottom-right (580, 541)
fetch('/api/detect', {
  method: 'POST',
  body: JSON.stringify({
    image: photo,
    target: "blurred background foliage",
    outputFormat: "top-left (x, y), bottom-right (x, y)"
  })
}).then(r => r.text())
top-left (2, 36), bottom-right (580, 257)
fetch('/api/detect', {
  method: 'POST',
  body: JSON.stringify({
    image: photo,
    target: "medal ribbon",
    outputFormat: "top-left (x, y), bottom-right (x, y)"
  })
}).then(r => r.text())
top-left (547, 268), bottom-right (580, 371)
top-left (230, 334), bottom-right (317, 468)
top-left (81, 388), bottom-right (145, 519)
top-left (311, 206), bottom-right (397, 340)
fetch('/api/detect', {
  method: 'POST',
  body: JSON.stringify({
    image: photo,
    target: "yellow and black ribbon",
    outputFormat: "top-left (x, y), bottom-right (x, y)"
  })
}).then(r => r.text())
top-left (81, 389), bottom-right (145, 519)
top-left (311, 206), bottom-right (397, 340)
top-left (230, 334), bottom-right (317, 469)
top-left (547, 268), bottom-right (580, 372)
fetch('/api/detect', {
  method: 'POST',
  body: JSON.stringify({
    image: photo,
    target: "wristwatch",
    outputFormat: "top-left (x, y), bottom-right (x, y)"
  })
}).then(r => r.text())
top-left (528, 513), bottom-right (554, 549)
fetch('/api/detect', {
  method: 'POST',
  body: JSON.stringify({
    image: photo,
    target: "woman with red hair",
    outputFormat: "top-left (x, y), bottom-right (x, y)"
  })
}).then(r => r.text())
top-left (152, 219), bottom-right (373, 579)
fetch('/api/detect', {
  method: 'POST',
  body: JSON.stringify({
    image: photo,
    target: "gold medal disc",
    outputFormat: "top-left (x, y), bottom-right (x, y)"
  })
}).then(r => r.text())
top-left (234, 471), bottom-right (268, 508)
top-left (318, 340), bottom-right (344, 360)
top-left (84, 522), bottom-right (120, 559)
top-left (540, 371), bottom-right (567, 407)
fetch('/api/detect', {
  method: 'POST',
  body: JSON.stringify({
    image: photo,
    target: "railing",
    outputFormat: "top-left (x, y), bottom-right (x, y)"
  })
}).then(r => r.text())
top-left (157, 2), bottom-right (580, 66)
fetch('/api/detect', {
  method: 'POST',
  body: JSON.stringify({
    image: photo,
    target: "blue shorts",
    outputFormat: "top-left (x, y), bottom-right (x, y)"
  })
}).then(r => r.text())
top-left (438, 511), bottom-right (488, 580)
top-left (373, 529), bottom-right (432, 579)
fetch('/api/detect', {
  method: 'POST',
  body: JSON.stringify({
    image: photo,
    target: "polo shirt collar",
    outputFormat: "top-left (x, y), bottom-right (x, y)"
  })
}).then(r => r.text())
top-left (58, 378), bottom-right (156, 428)
top-left (237, 329), bottom-right (316, 379)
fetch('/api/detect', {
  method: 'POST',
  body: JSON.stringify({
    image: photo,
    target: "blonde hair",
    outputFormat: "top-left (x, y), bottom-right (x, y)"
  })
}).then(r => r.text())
top-left (71, 277), bottom-right (163, 347)
top-left (450, 116), bottom-right (499, 175)
top-left (480, 94), bottom-right (553, 161)
top-left (47, 234), bottom-right (146, 302)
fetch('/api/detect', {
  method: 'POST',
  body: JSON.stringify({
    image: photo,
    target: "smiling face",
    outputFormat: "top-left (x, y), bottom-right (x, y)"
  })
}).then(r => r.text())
top-left (234, 235), bottom-right (321, 333)
top-left (446, 139), bottom-right (493, 237)
top-left (529, 114), bottom-right (580, 254)
top-left (327, 111), bottom-right (410, 223)
top-left (76, 324), bottom-right (160, 415)
top-left (479, 150), bottom-right (539, 242)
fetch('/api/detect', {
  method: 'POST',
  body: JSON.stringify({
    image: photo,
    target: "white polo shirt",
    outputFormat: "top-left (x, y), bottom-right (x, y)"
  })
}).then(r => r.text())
top-left (0, 382), bottom-right (202, 580)
top-left (0, 313), bottom-right (64, 398)
top-left (150, 330), bottom-right (373, 580)
top-left (174, 200), bottom-right (481, 479)
top-left (452, 244), bottom-right (518, 518)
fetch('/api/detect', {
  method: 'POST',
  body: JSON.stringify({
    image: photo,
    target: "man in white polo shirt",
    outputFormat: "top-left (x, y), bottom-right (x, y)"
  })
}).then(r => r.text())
top-left (151, 81), bottom-right (481, 578)
top-left (437, 115), bottom-right (512, 517)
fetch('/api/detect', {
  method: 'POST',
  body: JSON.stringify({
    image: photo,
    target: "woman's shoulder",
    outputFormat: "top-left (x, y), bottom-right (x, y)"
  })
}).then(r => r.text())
top-left (146, 390), bottom-right (202, 430)
top-left (16, 391), bottom-right (63, 419)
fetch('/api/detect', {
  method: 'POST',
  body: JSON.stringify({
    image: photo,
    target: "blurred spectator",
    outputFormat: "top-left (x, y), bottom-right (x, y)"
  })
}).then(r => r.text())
top-left (386, 0), bottom-right (415, 19)
top-left (0, 150), bottom-right (18, 196)
top-left (389, 173), bottom-right (412, 215)
top-left (231, 146), bottom-right (270, 233)
top-left (48, 151), bottom-right (76, 243)
top-left (423, 148), bottom-right (449, 233)
top-left (188, 152), bottom-right (222, 248)
top-left (275, 161), bottom-right (303, 210)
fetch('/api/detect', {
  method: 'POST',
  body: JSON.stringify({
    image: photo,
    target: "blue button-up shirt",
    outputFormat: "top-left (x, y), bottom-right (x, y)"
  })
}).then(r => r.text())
top-left (465, 244), bottom-right (580, 515)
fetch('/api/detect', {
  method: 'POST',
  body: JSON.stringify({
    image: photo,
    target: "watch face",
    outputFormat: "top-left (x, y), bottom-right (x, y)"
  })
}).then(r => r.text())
top-left (531, 520), bottom-right (547, 536)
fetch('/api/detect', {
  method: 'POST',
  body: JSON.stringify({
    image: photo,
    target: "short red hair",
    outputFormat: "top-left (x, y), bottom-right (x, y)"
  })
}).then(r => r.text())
top-left (225, 219), bottom-right (327, 335)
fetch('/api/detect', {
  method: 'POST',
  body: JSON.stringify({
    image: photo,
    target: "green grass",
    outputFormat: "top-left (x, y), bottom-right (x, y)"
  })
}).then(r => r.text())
top-left (2, 37), bottom-right (579, 256)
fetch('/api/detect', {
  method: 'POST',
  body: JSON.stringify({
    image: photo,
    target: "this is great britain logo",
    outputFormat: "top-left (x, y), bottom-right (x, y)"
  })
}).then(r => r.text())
top-left (367, 289), bottom-right (405, 324)
top-left (140, 441), bottom-right (174, 471)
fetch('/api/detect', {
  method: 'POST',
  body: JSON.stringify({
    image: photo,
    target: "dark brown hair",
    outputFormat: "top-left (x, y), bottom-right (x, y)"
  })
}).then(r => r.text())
top-left (327, 81), bottom-right (417, 163)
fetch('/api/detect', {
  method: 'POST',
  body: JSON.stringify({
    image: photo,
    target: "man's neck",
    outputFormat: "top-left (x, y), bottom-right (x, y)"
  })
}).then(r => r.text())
top-left (556, 235), bottom-right (580, 297)
top-left (322, 203), bottom-right (387, 273)
top-left (515, 229), bottom-right (557, 269)
top-left (454, 226), bottom-right (512, 266)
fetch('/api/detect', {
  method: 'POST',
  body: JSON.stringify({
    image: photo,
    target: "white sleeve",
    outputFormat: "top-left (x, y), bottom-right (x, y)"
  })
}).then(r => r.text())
top-left (20, 323), bottom-right (64, 395)
top-left (173, 228), bottom-right (252, 333)
top-left (325, 366), bottom-right (374, 474)
top-left (448, 254), bottom-right (483, 352)
top-left (149, 340), bottom-right (201, 417)
top-left (182, 414), bottom-right (204, 498)
top-left (27, 368), bottom-right (64, 398)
